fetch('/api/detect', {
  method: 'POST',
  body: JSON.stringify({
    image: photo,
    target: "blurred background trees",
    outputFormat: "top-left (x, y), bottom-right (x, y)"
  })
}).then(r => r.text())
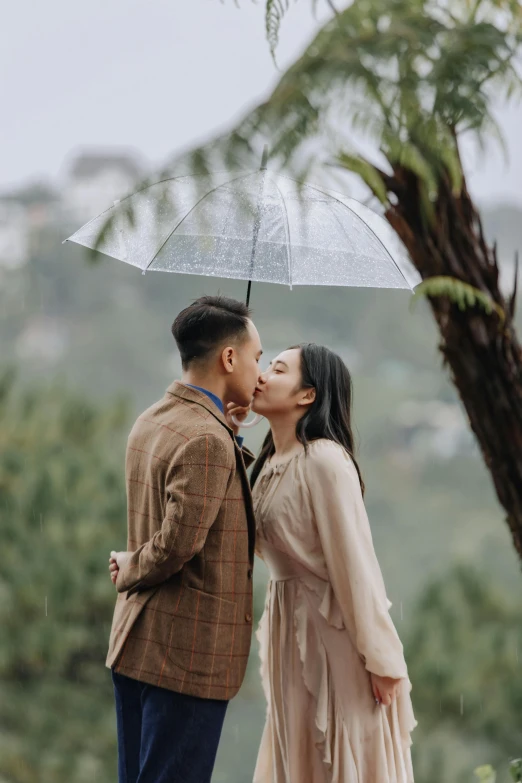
top-left (0, 370), bottom-right (127, 782)
top-left (1, 0), bottom-right (521, 780)
top-left (1, 212), bottom-right (521, 779)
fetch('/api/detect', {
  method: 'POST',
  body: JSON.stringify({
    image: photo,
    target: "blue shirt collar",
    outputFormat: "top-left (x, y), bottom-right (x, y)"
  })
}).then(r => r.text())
top-left (185, 385), bottom-right (244, 448)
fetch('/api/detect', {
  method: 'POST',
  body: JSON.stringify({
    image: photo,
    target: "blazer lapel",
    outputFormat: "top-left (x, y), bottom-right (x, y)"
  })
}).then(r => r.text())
top-left (234, 441), bottom-right (256, 563)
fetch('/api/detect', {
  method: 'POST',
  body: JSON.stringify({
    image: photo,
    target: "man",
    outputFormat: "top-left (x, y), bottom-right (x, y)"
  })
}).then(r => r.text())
top-left (107, 295), bottom-right (262, 783)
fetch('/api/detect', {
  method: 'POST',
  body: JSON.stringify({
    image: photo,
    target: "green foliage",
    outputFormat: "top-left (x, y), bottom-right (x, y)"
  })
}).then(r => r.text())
top-left (265, 0), bottom-right (290, 63)
top-left (512, 760), bottom-right (522, 782)
top-left (406, 565), bottom-right (522, 781)
top-left (263, 0), bottom-right (326, 64)
top-left (255, 0), bottom-right (522, 189)
top-left (336, 151), bottom-right (388, 204)
top-left (474, 760), bottom-right (522, 783)
top-left (0, 370), bottom-right (129, 782)
top-left (411, 276), bottom-right (505, 322)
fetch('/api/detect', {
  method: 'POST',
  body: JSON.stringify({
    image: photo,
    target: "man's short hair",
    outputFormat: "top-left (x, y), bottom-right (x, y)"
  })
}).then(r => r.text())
top-left (172, 295), bottom-right (251, 369)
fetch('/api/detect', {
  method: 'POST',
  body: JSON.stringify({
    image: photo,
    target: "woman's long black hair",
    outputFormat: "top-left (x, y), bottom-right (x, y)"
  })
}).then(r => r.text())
top-left (250, 343), bottom-right (365, 494)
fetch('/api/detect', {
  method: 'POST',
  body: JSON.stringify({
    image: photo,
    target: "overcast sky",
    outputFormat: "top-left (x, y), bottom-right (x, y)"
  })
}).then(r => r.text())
top-left (2, 0), bottom-right (521, 205)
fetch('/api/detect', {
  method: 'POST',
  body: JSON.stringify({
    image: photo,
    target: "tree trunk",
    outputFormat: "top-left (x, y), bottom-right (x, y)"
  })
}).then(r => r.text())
top-left (384, 164), bottom-right (522, 560)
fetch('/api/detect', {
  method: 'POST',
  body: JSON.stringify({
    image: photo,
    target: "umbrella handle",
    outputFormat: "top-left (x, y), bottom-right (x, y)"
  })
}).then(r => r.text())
top-left (231, 413), bottom-right (263, 429)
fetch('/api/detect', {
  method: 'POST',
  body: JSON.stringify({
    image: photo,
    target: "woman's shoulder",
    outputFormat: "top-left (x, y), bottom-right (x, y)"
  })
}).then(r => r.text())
top-left (304, 438), bottom-right (357, 473)
top-left (306, 438), bottom-right (349, 457)
top-left (302, 440), bottom-right (363, 501)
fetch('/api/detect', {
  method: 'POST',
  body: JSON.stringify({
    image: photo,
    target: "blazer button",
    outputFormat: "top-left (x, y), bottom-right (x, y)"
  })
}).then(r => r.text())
top-left (247, 568), bottom-right (253, 580)
top-left (245, 613), bottom-right (252, 623)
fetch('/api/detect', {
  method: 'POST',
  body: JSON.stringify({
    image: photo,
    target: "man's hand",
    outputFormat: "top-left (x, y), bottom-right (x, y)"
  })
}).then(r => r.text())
top-left (225, 401), bottom-right (250, 436)
top-left (109, 550), bottom-right (131, 585)
top-left (370, 673), bottom-right (402, 707)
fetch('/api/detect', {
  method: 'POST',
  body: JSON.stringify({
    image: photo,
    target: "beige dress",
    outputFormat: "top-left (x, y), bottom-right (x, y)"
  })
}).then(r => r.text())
top-left (252, 439), bottom-right (416, 783)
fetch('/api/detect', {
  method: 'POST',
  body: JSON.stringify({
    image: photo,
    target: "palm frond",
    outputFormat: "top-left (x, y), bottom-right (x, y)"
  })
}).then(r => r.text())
top-left (410, 275), bottom-right (505, 323)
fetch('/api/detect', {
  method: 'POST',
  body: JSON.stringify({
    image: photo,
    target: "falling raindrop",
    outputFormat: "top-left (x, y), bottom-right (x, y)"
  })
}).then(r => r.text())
top-left (460, 694), bottom-right (464, 716)
top-left (45, 596), bottom-right (48, 617)
top-left (516, 643), bottom-right (519, 664)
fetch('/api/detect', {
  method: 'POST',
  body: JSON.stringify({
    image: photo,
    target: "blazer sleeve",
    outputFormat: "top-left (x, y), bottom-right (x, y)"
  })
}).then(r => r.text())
top-left (305, 441), bottom-right (408, 679)
top-left (117, 433), bottom-right (234, 596)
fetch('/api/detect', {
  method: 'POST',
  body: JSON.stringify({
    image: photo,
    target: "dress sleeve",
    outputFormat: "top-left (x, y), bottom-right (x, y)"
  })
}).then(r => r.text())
top-left (305, 441), bottom-right (408, 679)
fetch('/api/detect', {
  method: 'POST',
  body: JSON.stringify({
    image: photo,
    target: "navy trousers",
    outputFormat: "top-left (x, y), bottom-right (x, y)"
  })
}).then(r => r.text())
top-left (112, 670), bottom-right (229, 783)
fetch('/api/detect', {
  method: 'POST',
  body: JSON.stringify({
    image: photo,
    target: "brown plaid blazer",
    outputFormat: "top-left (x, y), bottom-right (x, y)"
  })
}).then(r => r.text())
top-left (106, 381), bottom-right (256, 701)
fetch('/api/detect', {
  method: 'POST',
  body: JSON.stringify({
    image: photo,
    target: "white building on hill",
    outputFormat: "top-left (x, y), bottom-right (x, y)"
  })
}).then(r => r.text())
top-left (0, 197), bottom-right (29, 269)
top-left (0, 185), bottom-right (60, 269)
top-left (64, 151), bottom-right (142, 224)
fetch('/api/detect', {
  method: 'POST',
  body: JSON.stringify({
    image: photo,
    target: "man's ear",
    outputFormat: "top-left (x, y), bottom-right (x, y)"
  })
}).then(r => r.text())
top-left (221, 346), bottom-right (235, 374)
top-left (297, 387), bottom-right (316, 407)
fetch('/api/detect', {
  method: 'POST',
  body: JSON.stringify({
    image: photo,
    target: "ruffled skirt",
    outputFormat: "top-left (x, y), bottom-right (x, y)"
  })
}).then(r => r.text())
top-left (253, 577), bottom-right (416, 783)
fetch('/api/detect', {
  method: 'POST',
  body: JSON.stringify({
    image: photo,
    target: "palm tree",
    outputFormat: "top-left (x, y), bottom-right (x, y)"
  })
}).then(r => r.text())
top-left (211, 0), bottom-right (522, 559)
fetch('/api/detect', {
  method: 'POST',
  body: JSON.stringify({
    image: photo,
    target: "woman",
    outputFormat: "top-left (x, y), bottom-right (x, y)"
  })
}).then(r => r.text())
top-left (248, 343), bottom-right (416, 783)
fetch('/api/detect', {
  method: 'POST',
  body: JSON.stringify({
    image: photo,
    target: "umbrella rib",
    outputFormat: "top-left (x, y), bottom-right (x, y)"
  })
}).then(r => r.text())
top-left (65, 170), bottom-right (257, 255)
top-left (268, 173), bottom-right (293, 288)
top-left (68, 173), bottom-right (230, 234)
top-left (144, 172), bottom-right (255, 272)
top-left (300, 181), bottom-right (414, 291)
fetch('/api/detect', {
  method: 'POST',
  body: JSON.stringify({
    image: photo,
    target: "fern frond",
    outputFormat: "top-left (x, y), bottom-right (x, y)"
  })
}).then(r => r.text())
top-left (336, 152), bottom-right (388, 205)
top-left (91, 209), bottom-right (118, 262)
top-left (411, 276), bottom-right (505, 323)
top-left (266, 0), bottom-right (290, 63)
top-left (509, 758), bottom-right (522, 783)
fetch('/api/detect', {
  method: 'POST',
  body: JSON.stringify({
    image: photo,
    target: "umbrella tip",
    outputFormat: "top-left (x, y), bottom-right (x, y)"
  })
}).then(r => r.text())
top-left (260, 145), bottom-right (269, 171)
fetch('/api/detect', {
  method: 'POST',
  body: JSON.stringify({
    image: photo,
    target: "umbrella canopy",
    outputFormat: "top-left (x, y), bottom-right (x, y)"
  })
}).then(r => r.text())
top-left (65, 169), bottom-right (420, 292)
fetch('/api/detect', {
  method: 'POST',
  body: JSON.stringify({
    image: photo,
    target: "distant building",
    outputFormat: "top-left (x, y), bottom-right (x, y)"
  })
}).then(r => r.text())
top-left (0, 151), bottom-right (144, 268)
top-left (11, 183), bottom-right (61, 228)
top-left (0, 184), bottom-right (60, 269)
top-left (64, 151), bottom-right (142, 224)
top-left (0, 197), bottom-right (29, 269)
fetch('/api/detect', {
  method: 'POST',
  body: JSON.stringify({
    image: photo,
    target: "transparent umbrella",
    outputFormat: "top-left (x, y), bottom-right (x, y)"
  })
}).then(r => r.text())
top-left (65, 151), bottom-right (420, 306)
